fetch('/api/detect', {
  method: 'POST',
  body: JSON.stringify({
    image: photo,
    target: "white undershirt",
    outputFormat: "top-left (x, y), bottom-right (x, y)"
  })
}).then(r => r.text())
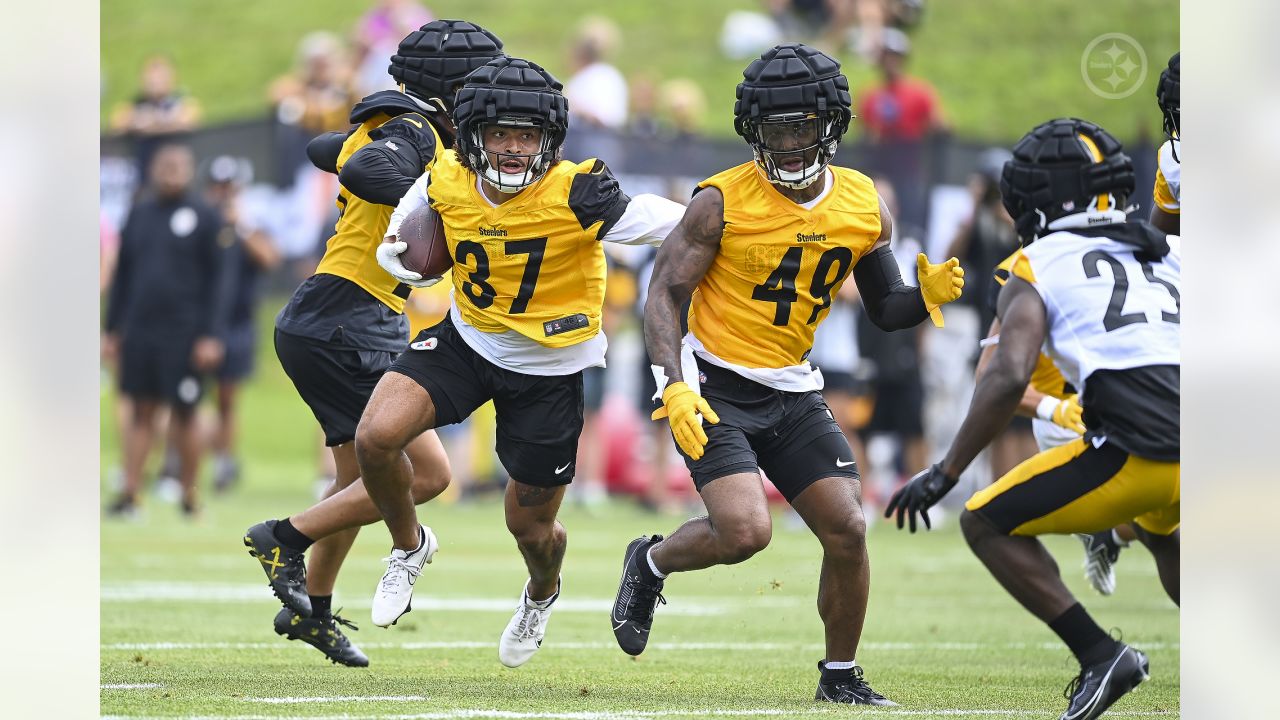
top-left (686, 169), bottom-right (835, 393)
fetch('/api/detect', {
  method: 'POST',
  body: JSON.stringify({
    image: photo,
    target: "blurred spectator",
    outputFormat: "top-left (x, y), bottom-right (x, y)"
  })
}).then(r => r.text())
top-left (110, 55), bottom-right (202, 185)
top-left (767, 0), bottom-right (858, 50)
top-left (351, 0), bottom-right (433, 97)
top-left (857, 28), bottom-right (946, 231)
top-left (269, 32), bottom-right (357, 184)
top-left (564, 17), bottom-right (628, 130)
top-left (100, 211), bottom-right (120, 295)
top-left (628, 73), bottom-right (662, 140)
top-left (203, 156), bottom-right (282, 493)
top-left (946, 148), bottom-right (1018, 339)
top-left (103, 144), bottom-right (236, 518)
top-left (661, 78), bottom-right (707, 141)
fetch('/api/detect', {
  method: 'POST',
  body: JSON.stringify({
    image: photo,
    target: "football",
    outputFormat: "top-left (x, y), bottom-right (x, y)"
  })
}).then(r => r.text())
top-left (396, 204), bottom-right (452, 278)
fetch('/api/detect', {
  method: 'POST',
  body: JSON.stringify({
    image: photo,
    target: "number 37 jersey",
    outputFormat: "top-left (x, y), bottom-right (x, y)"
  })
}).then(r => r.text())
top-left (1008, 226), bottom-right (1181, 396)
top-left (689, 162), bottom-right (882, 370)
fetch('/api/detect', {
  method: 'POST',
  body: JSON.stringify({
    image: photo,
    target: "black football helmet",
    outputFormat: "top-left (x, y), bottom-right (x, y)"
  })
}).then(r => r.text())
top-left (388, 20), bottom-right (505, 112)
top-left (1156, 52), bottom-right (1179, 141)
top-left (1000, 118), bottom-right (1134, 243)
top-left (733, 43), bottom-right (853, 190)
top-left (453, 57), bottom-right (569, 193)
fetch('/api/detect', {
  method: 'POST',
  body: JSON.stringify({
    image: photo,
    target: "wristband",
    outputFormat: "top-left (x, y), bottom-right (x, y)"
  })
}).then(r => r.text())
top-left (1035, 395), bottom-right (1060, 421)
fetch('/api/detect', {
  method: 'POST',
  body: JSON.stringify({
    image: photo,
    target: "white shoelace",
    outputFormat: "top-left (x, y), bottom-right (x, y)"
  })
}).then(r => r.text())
top-left (379, 555), bottom-right (422, 592)
top-left (513, 604), bottom-right (544, 640)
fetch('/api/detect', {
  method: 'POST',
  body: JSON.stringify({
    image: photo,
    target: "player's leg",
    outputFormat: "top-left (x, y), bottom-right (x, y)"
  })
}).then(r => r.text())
top-left (169, 401), bottom-right (202, 514)
top-left (301, 441), bottom-right (361, 601)
top-left (962, 439), bottom-right (1177, 719)
top-left (119, 396), bottom-right (160, 509)
top-left (289, 431), bottom-right (450, 538)
top-left (354, 374), bottom-right (437, 548)
top-left (490, 367), bottom-right (583, 667)
top-left (212, 379), bottom-right (241, 492)
top-left (759, 392), bottom-right (894, 706)
top-left (1130, 478), bottom-right (1180, 606)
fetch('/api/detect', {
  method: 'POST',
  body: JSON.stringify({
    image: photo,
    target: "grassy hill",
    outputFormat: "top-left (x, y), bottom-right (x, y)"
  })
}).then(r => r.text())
top-left (102, 0), bottom-right (1178, 143)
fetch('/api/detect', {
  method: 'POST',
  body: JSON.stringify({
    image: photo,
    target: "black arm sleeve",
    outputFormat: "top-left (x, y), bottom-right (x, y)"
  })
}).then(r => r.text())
top-left (852, 244), bottom-right (930, 331)
top-left (202, 214), bottom-right (239, 338)
top-left (568, 160), bottom-right (631, 239)
top-left (306, 131), bottom-right (349, 174)
top-left (338, 134), bottom-right (428, 206)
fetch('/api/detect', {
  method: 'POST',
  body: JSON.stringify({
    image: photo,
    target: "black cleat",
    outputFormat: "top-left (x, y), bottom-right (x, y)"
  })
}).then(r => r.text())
top-left (274, 607), bottom-right (369, 667)
top-left (611, 535), bottom-right (666, 656)
top-left (244, 520), bottom-right (311, 616)
top-left (815, 662), bottom-right (898, 706)
top-left (1061, 644), bottom-right (1149, 720)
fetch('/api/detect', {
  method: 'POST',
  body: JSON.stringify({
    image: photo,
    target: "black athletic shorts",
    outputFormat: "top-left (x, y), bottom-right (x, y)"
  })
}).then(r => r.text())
top-left (676, 358), bottom-right (859, 503)
top-left (274, 327), bottom-right (396, 447)
top-left (119, 332), bottom-right (203, 409)
top-left (219, 321), bottom-right (256, 382)
top-left (388, 315), bottom-right (584, 487)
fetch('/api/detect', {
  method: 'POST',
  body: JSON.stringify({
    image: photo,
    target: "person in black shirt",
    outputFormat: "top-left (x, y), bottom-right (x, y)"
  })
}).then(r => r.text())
top-left (104, 143), bottom-right (236, 516)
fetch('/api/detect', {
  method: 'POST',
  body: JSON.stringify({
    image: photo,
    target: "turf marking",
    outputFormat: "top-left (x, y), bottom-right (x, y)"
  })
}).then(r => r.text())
top-left (247, 696), bottom-right (429, 704)
top-left (101, 709), bottom-right (1177, 719)
top-left (100, 683), bottom-right (164, 690)
top-left (102, 640), bottom-right (1178, 652)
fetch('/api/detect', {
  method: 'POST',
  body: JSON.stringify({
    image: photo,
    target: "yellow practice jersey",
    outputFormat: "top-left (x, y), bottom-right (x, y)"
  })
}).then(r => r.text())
top-left (993, 250), bottom-right (1071, 398)
top-left (427, 152), bottom-right (630, 348)
top-left (1152, 138), bottom-right (1181, 214)
top-left (315, 106), bottom-right (442, 313)
top-left (689, 162), bottom-right (881, 369)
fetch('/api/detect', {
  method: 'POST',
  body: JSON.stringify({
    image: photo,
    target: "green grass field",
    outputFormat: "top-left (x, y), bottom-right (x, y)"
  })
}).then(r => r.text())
top-left (100, 308), bottom-right (1180, 719)
top-left (102, 0), bottom-right (1178, 142)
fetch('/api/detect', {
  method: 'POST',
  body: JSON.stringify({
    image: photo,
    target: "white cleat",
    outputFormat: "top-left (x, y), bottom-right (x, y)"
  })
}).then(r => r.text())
top-left (498, 579), bottom-right (559, 668)
top-left (371, 525), bottom-right (437, 627)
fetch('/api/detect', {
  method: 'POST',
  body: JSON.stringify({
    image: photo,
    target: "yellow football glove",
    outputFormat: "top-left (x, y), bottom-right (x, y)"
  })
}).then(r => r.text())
top-left (1051, 394), bottom-right (1086, 434)
top-left (916, 253), bottom-right (965, 328)
top-left (651, 382), bottom-right (720, 460)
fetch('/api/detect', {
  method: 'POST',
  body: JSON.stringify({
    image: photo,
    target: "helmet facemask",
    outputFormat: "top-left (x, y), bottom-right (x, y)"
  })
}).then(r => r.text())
top-left (469, 117), bottom-right (561, 194)
top-left (746, 112), bottom-right (841, 190)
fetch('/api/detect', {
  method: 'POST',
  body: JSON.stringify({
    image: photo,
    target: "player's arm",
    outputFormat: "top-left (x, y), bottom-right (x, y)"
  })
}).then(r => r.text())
top-left (375, 171), bottom-right (438, 288)
top-left (853, 194), bottom-right (964, 330)
top-left (1149, 205), bottom-right (1179, 234)
top-left (941, 277), bottom-right (1047, 478)
top-left (975, 317), bottom-right (1079, 430)
top-left (306, 131), bottom-right (350, 175)
top-left (644, 187), bottom-right (723, 386)
top-left (339, 115), bottom-right (437, 206)
top-left (643, 187), bottom-right (724, 460)
top-left (599, 194), bottom-right (686, 247)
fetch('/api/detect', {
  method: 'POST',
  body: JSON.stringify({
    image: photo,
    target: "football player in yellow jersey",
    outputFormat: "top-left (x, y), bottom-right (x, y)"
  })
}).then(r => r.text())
top-left (610, 44), bottom-right (963, 705)
top-left (887, 119), bottom-right (1179, 720)
top-left (240, 21), bottom-right (504, 667)
top-left (1150, 53), bottom-right (1179, 235)
top-left (362, 57), bottom-right (685, 667)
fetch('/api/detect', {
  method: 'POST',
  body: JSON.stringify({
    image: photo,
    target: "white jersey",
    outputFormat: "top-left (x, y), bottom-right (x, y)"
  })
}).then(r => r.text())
top-left (1012, 229), bottom-right (1181, 398)
top-left (1153, 139), bottom-right (1180, 213)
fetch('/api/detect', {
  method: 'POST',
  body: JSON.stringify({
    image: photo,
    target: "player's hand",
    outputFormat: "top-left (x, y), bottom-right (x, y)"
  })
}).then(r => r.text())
top-left (191, 336), bottom-right (225, 373)
top-left (376, 239), bottom-right (441, 288)
top-left (651, 381), bottom-right (720, 461)
top-left (884, 464), bottom-right (958, 533)
top-left (1050, 394), bottom-right (1086, 434)
top-left (916, 253), bottom-right (965, 328)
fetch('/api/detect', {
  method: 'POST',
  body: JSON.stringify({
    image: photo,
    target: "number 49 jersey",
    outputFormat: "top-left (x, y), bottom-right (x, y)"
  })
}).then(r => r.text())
top-left (427, 152), bottom-right (629, 349)
top-left (689, 162), bottom-right (881, 369)
top-left (1009, 226), bottom-right (1181, 396)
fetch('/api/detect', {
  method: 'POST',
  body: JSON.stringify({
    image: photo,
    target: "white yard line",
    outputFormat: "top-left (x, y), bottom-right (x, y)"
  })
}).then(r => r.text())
top-left (247, 696), bottom-right (428, 704)
top-left (100, 683), bottom-right (164, 690)
top-left (101, 708), bottom-right (1177, 720)
top-left (102, 640), bottom-right (1178, 652)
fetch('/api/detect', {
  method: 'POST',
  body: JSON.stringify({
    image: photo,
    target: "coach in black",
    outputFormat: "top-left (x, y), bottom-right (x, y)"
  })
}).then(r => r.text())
top-left (104, 142), bottom-right (236, 517)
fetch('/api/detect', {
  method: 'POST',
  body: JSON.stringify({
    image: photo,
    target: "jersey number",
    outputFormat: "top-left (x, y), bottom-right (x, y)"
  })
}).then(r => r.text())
top-left (1082, 251), bottom-right (1180, 331)
top-left (751, 246), bottom-right (854, 326)
top-left (455, 238), bottom-right (548, 313)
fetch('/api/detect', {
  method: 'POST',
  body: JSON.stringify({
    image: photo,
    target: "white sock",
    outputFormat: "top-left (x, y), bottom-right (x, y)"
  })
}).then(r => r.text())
top-left (408, 525), bottom-right (426, 553)
top-left (824, 660), bottom-right (856, 671)
top-left (1110, 528), bottom-right (1130, 548)
top-left (646, 546), bottom-right (667, 579)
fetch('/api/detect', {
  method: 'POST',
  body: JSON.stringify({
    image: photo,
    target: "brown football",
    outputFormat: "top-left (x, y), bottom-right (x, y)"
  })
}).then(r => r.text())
top-left (396, 204), bottom-right (452, 278)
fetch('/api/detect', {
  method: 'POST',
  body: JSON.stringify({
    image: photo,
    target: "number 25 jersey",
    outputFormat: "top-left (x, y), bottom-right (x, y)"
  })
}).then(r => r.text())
top-left (689, 162), bottom-right (881, 369)
top-left (427, 152), bottom-right (628, 349)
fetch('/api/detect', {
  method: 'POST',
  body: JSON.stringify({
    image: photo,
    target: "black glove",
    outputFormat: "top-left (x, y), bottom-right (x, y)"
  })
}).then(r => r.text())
top-left (884, 463), bottom-right (958, 533)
